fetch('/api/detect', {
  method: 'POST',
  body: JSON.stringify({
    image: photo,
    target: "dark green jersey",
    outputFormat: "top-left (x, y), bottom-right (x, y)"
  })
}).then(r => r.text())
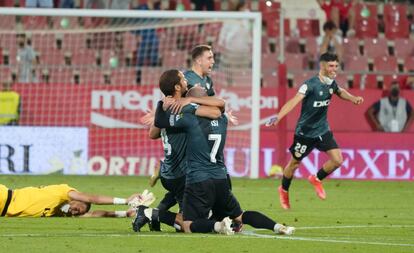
top-left (154, 104), bottom-right (196, 179)
top-left (184, 70), bottom-right (215, 96)
top-left (167, 104), bottom-right (227, 184)
top-left (295, 76), bottom-right (340, 138)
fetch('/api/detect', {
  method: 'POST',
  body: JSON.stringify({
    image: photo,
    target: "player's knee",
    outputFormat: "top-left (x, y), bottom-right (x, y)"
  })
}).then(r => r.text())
top-left (183, 221), bottom-right (192, 233)
top-left (332, 156), bottom-right (343, 168)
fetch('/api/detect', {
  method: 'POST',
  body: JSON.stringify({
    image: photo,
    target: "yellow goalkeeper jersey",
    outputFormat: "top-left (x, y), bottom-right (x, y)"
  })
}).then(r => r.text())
top-left (0, 184), bottom-right (77, 217)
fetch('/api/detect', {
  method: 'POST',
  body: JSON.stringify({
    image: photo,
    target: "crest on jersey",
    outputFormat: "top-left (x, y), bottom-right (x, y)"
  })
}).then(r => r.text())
top-left (206, 83), bottom-right (211, 90)
top-left (329, 88), bottom-right (333, 94)
top-left (319, 91), bottom-right (323, 96)
top-left (295, 152), bottom-right (302, 158)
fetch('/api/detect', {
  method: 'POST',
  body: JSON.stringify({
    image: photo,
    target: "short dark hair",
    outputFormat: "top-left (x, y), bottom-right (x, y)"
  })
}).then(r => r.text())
top-left (319, 53), bottom-right (339, 63)
top-left (191, 44), bottom-right (212, 61)
top-left (323, 20), bottom-right (336, 31)
top-left (159, 69), bottom-right (181, 96)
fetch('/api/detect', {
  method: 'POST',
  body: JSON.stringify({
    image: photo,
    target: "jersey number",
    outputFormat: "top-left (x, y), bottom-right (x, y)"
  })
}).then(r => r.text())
top-left (208, 134), bottom-right (222, 163)
top-left (160, 129), bottom-right (172, 156)
top-left (294, 143), bottom-right (308, 154)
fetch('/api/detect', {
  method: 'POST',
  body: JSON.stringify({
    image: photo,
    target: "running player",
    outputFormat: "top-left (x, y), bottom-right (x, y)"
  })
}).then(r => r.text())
top-left (267, 53), bottom-right (364, 209)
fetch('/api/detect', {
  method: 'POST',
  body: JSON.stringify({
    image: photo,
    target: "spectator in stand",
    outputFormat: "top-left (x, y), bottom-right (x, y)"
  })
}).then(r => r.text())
top-left (16, 34), bottom-right (38, 83)
top-left (25, 0), bottom-right (53, 8)
top-left (0, 82), bottom-right (21, 126)
top-left (134, 0), bottom-right (160, 67)
top-left (367, 82), bottom-right (414, 132)
top-left (192, 0), bottom-right (214, 11)
top-left (317, 0), bottom-right (357, 37)
top-left (317, 21), bottom-right (344, 65)
top-left (59, 0), bottom-right (75, 8)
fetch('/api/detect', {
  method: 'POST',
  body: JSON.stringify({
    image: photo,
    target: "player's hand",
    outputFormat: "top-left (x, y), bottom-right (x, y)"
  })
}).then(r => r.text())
top-left (265, 116), bottom-right (279, 127)
top-left (353, 96), bottom-right (364, 105)
top-left (127, 208), bottom-right (136, 217)
top-left (163, 96), bottom-right (175, 111)
top-left (226, 109), bottom-right (239, 126)
top-left (169, 97), bottom-right (191, 114)
top-left (126, 193), bottom-right (142, 203)
top-left (140, 109), bottom-right (155, 126)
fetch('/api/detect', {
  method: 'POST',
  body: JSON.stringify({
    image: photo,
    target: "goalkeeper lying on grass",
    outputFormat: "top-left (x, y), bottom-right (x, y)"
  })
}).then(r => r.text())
top-left (0, 183), bottom-right (155, 218)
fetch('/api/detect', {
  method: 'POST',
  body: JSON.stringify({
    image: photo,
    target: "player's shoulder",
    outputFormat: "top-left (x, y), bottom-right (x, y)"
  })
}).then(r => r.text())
top-left (304, 75), bottom-right (320, 86)
top-left (184, 69), bottom-right (196, 78)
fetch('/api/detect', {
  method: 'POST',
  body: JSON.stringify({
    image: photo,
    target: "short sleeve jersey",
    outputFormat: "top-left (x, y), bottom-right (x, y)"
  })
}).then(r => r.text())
top-left (166, 104), bottom-right (228, 184)
top-left (295, 76), bottom-right (340, 138)
top-left (184, 70), bottom-right (215, 96)
top-left (155, 105), bottom-right (196, 179)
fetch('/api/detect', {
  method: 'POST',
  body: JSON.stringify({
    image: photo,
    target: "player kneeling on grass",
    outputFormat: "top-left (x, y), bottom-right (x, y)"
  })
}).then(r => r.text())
top-left (132, 69), bottom-right (295, 236)
top-left (0, 183), bottom-right (155, 218)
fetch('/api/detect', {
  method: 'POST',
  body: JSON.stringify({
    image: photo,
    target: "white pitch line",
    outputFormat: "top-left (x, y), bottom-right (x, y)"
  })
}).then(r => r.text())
top-left (289, 224), bottom-right (414, 230)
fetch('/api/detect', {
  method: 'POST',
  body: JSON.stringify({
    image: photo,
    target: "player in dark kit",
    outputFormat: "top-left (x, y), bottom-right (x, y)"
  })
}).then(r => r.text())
top-left (184, 44), bottom-right (215, 96)
top-left (134, 69), bottom-right (295, 235)
top-left (267, 53), bottom-right (364, 209)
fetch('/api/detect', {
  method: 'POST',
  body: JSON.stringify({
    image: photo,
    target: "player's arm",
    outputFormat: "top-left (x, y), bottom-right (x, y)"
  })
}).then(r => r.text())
top-left (168, 96), bottom-right (225, 114)
top-left (80, 209), bottom-right (135, 218)
top-left (402, 102), bottom-right (414, 132)
top-left (337, 87), bottom-right (364, 105)
top-left (149, 125), bottom-right (161, 139)
top-left (367, 101), bottom-right (384, 131)
top-left (68, 191), bottom-right (141, 205)
top-left (269, 92), bottom-right (305, 126)
top-left (194, 105), bottom-right (222, 119)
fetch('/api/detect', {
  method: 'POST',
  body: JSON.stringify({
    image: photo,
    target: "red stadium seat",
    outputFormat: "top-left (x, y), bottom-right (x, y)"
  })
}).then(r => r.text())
top-left (335, 73), bottom-right (349, 88)
top-left (71, 49), bottom-right (97, 66)
top-left (262, 70), bottom-right (279, 87)
top-left (296, 19), bottom-right (320, 38)
top-left (230, 69), bottom-right (252, 87)
top-left (79, 69), bottom-right (105, 85)
top-left (0, 15), bottom-right (16, 30)
top-left (22, 16), bottom-right (48, 29)
top-left (393, 39), bottom-right (414, 59)
top-left (404, 57), bottom-right (414, 72)
top-left (62, 33), bottom-right (87, 51)
top-left (0, 66), bottom-right (12, 82)
top-left (261, 53), bottom-right (279, 71)
top-left (31, 34), bottom-right (57, 51)
top-left (355, 18), bottom-right (378, 38)
top-left (53, 17), bottom-right (80, 29)
top-left (140, 67), bottom-right (163, 85)
top-left (48, 68), bottom-right (73, 84)
top-left (354, 3), bottom-right (378, 21)
top-left (284, 53), bottom-right (308, 71)
top-left (161, 50), bottom-right (188, 68)
top-left (304, 37), bottom-right (319, 57)
top-left (111, 68), bottom-right (136, 85)
top-left (266, 18), bottom-right (290, 37)
top-left (122, 32), bottom-right (137, 53)
top-left (383, 3), bottom-right (408, 24)
top-left (384, 18), bottom-right (410, 39)
top-left (362, 74), bottom-right (378, 89)
top-left (99, 50), bottom-right (115, 67)
top-left (343, 37), bottom-right (361, 56)
top-left (38, 49), bottom-right (65, 65)
top-left (259, 1), bottom-right (281, 14)
top-left (344, 55), bottom-right (368, 72)
top-left (363, 38), bottom-right (388, 58)
top-left (373, 56), bottom-right (398, 72)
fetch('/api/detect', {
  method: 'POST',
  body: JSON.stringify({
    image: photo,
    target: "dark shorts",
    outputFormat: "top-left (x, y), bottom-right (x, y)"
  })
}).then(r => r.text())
top-left (289, 131), bottom-right (339, 161)
top-left (182, 178), bottom-right (243, 221)
top-left (160, 176), bottom-right (185, 210)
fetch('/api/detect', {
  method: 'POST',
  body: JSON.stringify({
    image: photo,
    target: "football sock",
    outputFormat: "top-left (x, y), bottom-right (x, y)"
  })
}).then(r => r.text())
top-left (316, 168), bottom-right (330, 181)
top-left (281, 175), bottom-right (292, 191)
top-left (158, 209), bottom-right (177, 227)
top-left (190, 219), bottom-right (216, 233)
top-left (242, 211), bottom-right (276, 231)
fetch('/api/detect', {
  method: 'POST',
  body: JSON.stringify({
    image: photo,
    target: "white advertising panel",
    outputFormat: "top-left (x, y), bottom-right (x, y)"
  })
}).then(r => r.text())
top-left (0, 126), bottom-right (88, 175)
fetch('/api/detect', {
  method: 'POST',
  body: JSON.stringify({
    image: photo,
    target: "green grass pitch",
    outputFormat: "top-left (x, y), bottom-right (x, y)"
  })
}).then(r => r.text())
top-left (1, 175), bottom-right (413, 253)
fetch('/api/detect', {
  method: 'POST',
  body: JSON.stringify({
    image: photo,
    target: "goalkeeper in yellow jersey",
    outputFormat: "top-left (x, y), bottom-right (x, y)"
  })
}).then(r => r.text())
top-left (0, 184), bottom-right (155, 218)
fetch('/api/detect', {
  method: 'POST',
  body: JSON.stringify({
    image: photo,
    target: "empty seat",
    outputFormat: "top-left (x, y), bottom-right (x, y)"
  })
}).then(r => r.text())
top-left (122, 32), bottom-right (137, 53)
top-left (363, 38), bottom-right (388, 58)
top-left (48, 68), bottom-right (73, 84)
top-left (296, 19), bottom-right (320, 38)
top-left (355, 18), bottom-right (378, 38)
top-left (304, 37), bottom-right (319, 57)
top-left (71, 49), bottom-right (97, 66)
top-left (38, 49), bottom-right (65, 65)
top-left (262, 53), bottom-right (279, 71)
top-left (0, 66), bottom-right (12, 82)
top-left (161, 50), bottom-right (187, 68)
top-left (373, 56), bottom-right (398, 72)
top-left (31, 34), bottom-right (57, 51)
top-left (0, 15), bottom-right (16, 30)
top-left (78, 69), bottom-right (105, 85)
top-left (262, 70), bottom-right (279, 87)
top-left (404, 57), bottom-right (414, 71)
top-left (22, 16), bottom-right (49, 30)
top-left (53, 17), bottom-right (80, 29)
top-left (344, 55), bottom-right (368, 72)
top-left (284, 53), bottom-right (308, 70)
top-left (111, 68), bottom-right (136, 85)
top-left (140, 66), bottom-right (163, 85)
top-left (266, 18), bottom-right (290, 37)
top-left (384, 18), bottom-right (410, 39)
top-left (343, 37), bottom-right (361, 56)
top-left (62, 33), bottom-right (87, 50)
top-left (354, 3), bottom-right (378, 21)
top-left (393, 39), bottom-right (414, 58)
top-left (291, 71), bottom-right (314, 87)
top-left (383, 3), bottom-right (408, 24)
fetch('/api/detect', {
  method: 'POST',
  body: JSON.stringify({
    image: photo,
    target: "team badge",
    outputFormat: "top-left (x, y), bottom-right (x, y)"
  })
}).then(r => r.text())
top-left (206, 83), bottom-right (211, 90)
top-left (295, 152), bottom-right (302, 158)
top-left (329, 88), bottom-right (333, 94)
top-left (319, 91), bottom-right (323, 96)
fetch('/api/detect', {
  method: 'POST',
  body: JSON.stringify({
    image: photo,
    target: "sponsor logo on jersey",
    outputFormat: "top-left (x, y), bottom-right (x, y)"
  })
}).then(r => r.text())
top-left (319, 91), bottom-right (323, 96)
top-left (329, 88), bottom-right (333, 94)
top-left (313, 99), bottom-right (331, 107)
top-left (206, 83), bottom-right (211, 90)
top-left (211, 120), bottom-right (219, 127)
